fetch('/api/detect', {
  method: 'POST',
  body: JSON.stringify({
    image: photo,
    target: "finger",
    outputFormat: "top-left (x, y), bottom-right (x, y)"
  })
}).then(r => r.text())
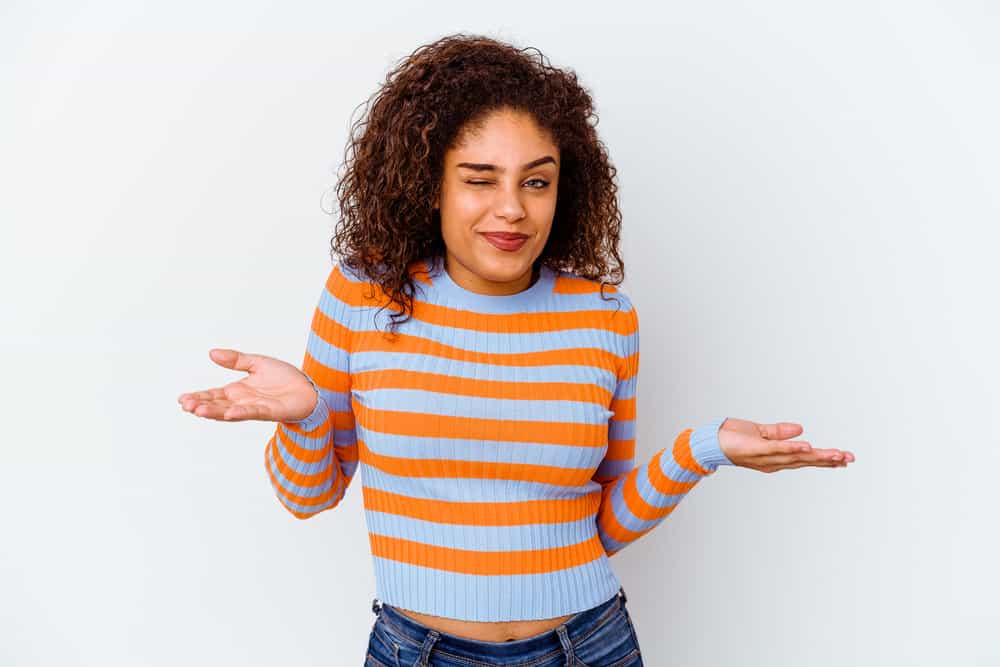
top-left (758, 422), bottom-right (803, 440)
top-left (755, 445), bottom-right (848, 467)
top-left (222, 403), bottom-right (268, 421)
top-left (191, 401), bottom-right (259, 421)
top-left (179, 393), bottom-right (223, 412)
top-left (772, 460), bottom-right (843, 471)
top-left (758, 450), bottom-right (834, 467)
top-left (744, 439), bottom-right (812, 459)
top-left (179, 387), bottom-right (227, 404)
top-left (209, 348), bottom-right (257, 373)
top-left (191, 401), bottom-right (230, 420)
top-left (187, 399), bottom-right (241, 420)
top-left (808, 448), bottom-right (850, 463)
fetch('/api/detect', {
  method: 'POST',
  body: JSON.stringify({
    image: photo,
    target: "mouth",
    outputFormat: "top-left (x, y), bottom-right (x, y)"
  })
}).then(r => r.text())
top-left (480, 232), bottom-right (529, 252)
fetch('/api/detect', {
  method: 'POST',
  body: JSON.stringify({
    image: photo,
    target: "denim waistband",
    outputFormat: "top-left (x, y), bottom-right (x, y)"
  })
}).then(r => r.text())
top-left (371, 586), bottom-right (628, 663)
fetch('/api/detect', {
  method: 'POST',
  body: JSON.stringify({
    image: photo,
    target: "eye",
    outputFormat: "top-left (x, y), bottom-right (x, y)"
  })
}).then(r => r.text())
top-left (464, 179), bottom-right (550, 189)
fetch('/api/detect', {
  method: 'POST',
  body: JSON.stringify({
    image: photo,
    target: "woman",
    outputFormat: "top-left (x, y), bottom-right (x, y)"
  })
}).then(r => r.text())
top-left (178, 34), bottom-right (854, 667)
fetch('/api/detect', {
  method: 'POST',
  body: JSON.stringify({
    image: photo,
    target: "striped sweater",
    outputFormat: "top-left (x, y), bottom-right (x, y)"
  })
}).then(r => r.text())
top-left (264, 254), bottom-right (732, 622)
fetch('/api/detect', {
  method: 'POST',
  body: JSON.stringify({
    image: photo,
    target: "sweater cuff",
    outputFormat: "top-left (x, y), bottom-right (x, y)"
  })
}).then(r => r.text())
top-left (689, 417), bottom-right (733, 471)
top-left (286, 372), bottom-right (328, 432)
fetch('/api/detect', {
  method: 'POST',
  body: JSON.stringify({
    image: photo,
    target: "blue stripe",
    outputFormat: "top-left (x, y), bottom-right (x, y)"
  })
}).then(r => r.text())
top-left (350, 350), bottom-right (618, 386)
top-left (594, 456), bottom-right (633, 480)
top-left (608, 420), bottom-right (635, 441)
top-left (267, 445), bottom-right (341, 500)
top-left (607, 469), bottom-right (686, 534)
top-left (357, 426), bottom-right (607, 469)
top-left (355, 388), bottom-right (613, 423)
top-left (372, 555), bottom-right (622, 623)
top-left (359, 464), bottom-right (603, 502)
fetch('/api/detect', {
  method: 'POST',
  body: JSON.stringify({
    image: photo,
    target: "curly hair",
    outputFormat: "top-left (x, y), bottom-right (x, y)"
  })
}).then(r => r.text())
top-left (325, 32), bottom-right (625, 334)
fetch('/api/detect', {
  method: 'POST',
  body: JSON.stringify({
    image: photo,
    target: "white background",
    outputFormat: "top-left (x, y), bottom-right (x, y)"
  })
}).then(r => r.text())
top-left (2, 1), bottom-right (997, 665)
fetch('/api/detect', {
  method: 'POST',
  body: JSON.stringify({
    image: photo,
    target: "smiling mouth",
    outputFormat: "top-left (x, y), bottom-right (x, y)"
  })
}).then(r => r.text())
top-left (481, 232), bottom-right (528, 239)
top-left (481, 232), bottom-right (529, 251)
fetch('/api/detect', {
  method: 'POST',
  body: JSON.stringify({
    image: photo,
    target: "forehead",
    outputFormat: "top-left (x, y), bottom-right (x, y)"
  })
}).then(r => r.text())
top-left (447, 110), bottom-right (558, 162)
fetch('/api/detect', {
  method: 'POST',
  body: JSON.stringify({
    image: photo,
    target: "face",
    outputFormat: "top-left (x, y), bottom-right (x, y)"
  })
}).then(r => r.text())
top-left (434, 108), bottom-right (559, 296)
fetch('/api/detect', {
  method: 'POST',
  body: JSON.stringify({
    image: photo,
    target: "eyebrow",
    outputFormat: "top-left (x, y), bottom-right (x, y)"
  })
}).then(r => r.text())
top-left (455, 155), bottom-right (558, 172)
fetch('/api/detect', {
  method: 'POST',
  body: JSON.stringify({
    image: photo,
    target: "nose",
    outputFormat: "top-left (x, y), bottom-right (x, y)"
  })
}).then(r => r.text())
top-left (493, 182), bottom-right (527, 223)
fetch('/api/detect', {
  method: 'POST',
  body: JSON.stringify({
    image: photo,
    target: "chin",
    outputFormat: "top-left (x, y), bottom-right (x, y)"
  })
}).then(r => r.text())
top-left (474, 252), bottom-right (534, 279)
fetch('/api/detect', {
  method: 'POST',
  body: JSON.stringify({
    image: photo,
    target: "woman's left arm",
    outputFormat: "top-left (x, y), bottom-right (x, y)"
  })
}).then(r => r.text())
top-left (593, 296), bottom-right (855, 557)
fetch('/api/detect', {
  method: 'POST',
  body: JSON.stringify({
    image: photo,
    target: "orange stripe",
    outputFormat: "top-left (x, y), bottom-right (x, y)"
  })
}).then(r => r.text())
top-left (275, 423), bottom-right (330, 464)
top-left (352, 368), bottom-right (612, 406)
top-left (625, 453), bottom-right (697, 522)
top-left (605, 438), bottom-right (636, 461)
top-left (361, 486), bottom-right (600, 526)
top-left (609, 396), bottom-right (635, 421)
top-left (410, 301), bottom-right (636, 335)
top-left (410, 260), bottom-right (434, 286)
top-left (353, 403), bottom-right (608, 448)
top-left (646, 448), bottom-right (699, 497)
top-left (271, 430), bottom-right (338, 488)
top-left (307, 311), bottom-right (353, 359)
top-left (265, 436), bottom-right (344, 509)
top-left (597, 486), bottom-right (659, 547)
top-left (368, 532), bottom-right (606, 575)
top-left (303, 351), bottom-right (352, 394)
top-left (358, 439), bottom-right (596, 488)
top-left (672, 429), bottom-right (713, 477)
top-left (552, 275), bottom-right (619, 295)
top-left (352, 329), bottom-right (623, 374)
top-left (623, 468), bottom-right (678, 522)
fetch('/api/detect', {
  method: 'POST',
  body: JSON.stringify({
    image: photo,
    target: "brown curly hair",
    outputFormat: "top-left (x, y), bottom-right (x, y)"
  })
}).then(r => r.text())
top-left (325, 32), bottom-right (625, 334)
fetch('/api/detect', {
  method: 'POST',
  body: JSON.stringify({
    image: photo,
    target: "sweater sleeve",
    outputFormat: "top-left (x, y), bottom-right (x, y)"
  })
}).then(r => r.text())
top-left (593, 294), bottom-right (733, 556)
top-left (264, 263), bottom-right (359, 519)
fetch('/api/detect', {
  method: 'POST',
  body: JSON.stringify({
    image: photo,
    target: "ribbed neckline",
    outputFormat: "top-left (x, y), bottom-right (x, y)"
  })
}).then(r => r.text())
top-left (425, 254), bottom-right (554, 311)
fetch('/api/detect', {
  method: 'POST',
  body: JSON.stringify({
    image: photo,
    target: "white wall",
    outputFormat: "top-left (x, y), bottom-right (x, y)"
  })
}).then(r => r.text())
top-left (2, 1), bottom-right (997, 665)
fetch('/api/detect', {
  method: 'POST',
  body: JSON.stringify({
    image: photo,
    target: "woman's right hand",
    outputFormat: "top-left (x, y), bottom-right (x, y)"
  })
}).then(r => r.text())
top-left (177, 348), bottom-right (319, 422)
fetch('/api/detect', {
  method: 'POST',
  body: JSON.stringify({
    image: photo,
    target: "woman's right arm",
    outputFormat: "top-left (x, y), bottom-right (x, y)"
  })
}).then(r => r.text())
top-left (264, 264), bottom-right (360, 519)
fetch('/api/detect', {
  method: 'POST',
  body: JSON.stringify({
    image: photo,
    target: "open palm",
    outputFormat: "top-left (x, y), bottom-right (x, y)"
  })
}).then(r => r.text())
top-left (719, 417), bottom-right (854, 472)
top-left (177, 348), bottom-right (318, 423)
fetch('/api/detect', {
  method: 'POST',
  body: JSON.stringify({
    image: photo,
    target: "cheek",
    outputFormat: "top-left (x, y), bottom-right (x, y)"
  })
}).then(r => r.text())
top-left (442, 192), bottom-right (487, 228)
top-left (530, 191), bottom-right (558, 230)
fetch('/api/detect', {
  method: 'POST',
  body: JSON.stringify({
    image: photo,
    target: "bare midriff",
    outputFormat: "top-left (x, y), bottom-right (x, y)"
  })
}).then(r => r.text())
top-left (389, 605), bottom-right (575, 642)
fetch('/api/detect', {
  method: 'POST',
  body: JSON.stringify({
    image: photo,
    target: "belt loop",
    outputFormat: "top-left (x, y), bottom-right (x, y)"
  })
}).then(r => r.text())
top-left (371, 597), bottom-right (382, 616)
top-left (556, 624), bottom-right (576, 665)
top-left (415, 629), bottom-right (440, 666)
top-left (618, 586), bottom-right (628, 604)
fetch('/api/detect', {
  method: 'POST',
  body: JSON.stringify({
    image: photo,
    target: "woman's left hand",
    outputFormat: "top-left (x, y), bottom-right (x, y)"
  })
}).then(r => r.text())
top-left (718, 417), bottom-right (854, 473)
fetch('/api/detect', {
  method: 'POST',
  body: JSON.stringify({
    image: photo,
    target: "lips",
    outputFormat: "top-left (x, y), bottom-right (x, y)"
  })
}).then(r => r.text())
top-left (481, 232), bottom-right (528, 251)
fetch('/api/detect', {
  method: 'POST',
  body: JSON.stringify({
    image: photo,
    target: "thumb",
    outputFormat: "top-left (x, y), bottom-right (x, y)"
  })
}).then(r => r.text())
top-left (760, 422), bottom-right (803, 440)
top-left (209, 348), bottom-right (255, 372)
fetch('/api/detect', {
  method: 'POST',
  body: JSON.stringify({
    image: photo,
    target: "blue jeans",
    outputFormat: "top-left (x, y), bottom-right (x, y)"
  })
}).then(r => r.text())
top-left (365, 586), bottom-right (643, 666)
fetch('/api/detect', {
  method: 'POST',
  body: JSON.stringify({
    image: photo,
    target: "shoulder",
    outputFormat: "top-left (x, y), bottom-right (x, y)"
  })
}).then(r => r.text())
top-left (552, 267), bottom-right (635, 314)
top-left (323, 259), bottom-right (381, 302)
